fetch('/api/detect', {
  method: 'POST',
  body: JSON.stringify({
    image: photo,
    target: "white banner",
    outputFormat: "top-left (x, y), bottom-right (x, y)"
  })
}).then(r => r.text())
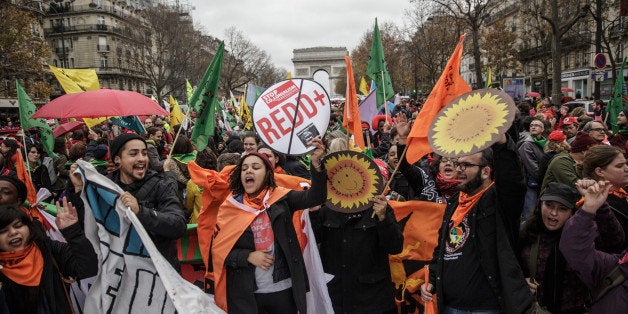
top-left (75, 160), bottom-right (223, 314)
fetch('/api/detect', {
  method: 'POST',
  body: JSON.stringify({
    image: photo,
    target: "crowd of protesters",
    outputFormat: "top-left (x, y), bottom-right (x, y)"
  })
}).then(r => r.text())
top-left (0, 92), bottom-right (625, 314)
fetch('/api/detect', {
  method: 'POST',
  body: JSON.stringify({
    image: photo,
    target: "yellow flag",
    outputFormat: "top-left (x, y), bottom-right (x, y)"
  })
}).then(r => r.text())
top-left (286, 71), bottom-right (292, 79)
top-left (49, 65), bottom-right (100, 92)
top-left (186, 79), bottom-right (194, 102)
top-left (49, 65), bottom-right (104, 127)
top-left (239, 96), bottom-right (252, 130)
top-left (169, 95), bottom-right (185, 127)
top-left (359, 77), bottom-right (370, 96)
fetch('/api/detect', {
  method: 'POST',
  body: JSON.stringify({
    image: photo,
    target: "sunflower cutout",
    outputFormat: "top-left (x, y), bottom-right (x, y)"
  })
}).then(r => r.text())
top-left (323, 150), bottom-right (385, 213)
top-left (428, 89), bottom-right (516, 157)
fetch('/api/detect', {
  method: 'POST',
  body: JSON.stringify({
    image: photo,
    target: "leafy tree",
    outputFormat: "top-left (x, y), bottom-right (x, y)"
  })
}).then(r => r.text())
top-left (481, 19), bottom-right (518, 86)
top-left (129, 4), bottom-right (205, 100)
top-left (221, 27), bottom-right (278, 91)
top-left (0, 2), bottom-right (52, 99)
top-left (351, 22), bottom-right (410, 95)
top-left (415, 0), bottom-right (500, 88)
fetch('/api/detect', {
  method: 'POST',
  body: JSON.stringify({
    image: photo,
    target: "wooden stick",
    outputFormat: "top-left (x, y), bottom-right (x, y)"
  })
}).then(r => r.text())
top-left (372, 144), bottom-right (408, 218)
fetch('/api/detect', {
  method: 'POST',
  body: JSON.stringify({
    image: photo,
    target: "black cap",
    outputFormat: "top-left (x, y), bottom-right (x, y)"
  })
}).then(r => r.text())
top-left (110, 133), bottom-right (146, 158)
top-left (0, 176), bottom-right (27, 205)
top-left (540, 182), bottom-right (580, 209)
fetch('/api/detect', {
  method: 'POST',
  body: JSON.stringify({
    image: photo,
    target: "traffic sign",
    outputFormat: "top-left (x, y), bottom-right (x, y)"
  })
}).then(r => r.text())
top-left (594, 53), bottom-right (607, 69)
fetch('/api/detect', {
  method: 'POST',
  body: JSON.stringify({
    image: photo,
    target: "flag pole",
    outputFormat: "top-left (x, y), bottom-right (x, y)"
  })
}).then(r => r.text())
top-left (372, 144), bottom-right (407, 218)
top-left (19, 128), bottom-right (33, 179)
top-left (168, 99), bottom-right (191, 159)
top-left (381, 71), bottom-right (389, 119)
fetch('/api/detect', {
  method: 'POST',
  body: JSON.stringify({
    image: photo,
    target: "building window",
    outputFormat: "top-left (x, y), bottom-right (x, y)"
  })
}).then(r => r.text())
top-left (97, 15), bottom-right (105, 25)
top-left (100, 55), bottom-right (108, 68)
top-left (564, 53), bottom-right (570, 69)
top-left (70, 58), bottom-right (75, 68)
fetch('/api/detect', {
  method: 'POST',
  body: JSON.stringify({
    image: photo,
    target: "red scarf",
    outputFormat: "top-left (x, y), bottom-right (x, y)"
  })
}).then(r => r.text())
top-left (0, 242), bottom-right (44, 286)
top-left (435, 172), bottom-right (459, 201)
top-left (451, 182), bottom-right (494, 227)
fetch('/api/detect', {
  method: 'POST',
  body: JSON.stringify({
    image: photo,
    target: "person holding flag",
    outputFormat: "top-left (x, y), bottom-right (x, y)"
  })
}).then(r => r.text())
top-left (211, 137), bottom-right (327, 313)
top-left (420, 132), bottom-right (534, 313)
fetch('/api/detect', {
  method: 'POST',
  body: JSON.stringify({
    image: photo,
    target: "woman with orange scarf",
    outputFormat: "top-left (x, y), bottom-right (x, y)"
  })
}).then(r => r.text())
top-left (582, 145), bottom-right (628, 253)
top-left (211, 137), bottom-right (327, 313)
top-left (0, 197), bottom-right (98, 313)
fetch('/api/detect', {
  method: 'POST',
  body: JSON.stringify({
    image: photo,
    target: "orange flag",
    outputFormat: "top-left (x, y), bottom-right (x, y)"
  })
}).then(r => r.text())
top-left (15, 152), bottom-right (36, 206)
top-left (406, 35), bottom-right (470, 164)
top-left (388, 200), bottom-right (445, 312)
top-left (343, 55), bottom-right (365, 150)
top-left (424, 266), bottom-right (438, 314)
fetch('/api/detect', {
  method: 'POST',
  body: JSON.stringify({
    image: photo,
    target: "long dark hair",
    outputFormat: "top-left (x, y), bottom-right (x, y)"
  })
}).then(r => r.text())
top-left (228, 154), bottom-right (276, 196)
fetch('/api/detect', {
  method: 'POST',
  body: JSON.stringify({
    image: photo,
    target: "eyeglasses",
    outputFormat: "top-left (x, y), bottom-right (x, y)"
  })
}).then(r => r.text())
top-left (440, 157), bottom-right (457, 164)
top-left (453, 161), bottom-right (484, 170)
top-left (589, 128), bottom-right (606, 132)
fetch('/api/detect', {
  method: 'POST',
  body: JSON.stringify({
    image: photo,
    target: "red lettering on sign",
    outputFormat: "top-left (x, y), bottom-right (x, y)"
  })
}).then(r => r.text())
top-left (299, 94), bottom-right (319, 119)
top-left (281, 102), bottom-right (304, 129)
top-left (256, 117), bottom-right (280, 144)
top-left (312, 90), bottom-right (327, 107)
top-left (270, 108), bottom-right (290, 135)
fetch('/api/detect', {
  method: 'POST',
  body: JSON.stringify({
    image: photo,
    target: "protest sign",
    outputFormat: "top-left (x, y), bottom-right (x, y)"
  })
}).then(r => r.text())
top-left (253, 79), bottom-right (330, 155)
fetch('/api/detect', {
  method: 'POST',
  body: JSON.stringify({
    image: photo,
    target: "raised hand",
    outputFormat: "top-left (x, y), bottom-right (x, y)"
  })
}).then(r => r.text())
top-left (371, 194), bottom-right (388, 221)
top-left (69, 163), bottom-right (84, 192)
top-left (308, 137), bottom-right (326, 171)
top-left (395, 112), bottom-right (411, 138)
top-left (55, 196), bottom-right (79, 230)
top-left (575, 179), bottom-right (611, 214)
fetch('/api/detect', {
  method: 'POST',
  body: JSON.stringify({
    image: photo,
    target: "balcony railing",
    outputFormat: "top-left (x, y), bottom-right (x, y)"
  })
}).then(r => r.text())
top-left (610, 21), bottom-right (628, 38)
top-left (54, 47), bottom-right (70, 55)
top-left (44, 24), bottom-right (140, 40)
top-left (97, 44), bottom-right (110, 52)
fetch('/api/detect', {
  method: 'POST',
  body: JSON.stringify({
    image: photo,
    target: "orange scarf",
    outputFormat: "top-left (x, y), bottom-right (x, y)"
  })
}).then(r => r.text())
top-left (243, 188), bottom-right (270, 210)
top-left (575, 187), bottom-right (628, 208)
top-left (0, 242), bottom-right (44, 286)
top-left (451, 182), bottom-right (494, 227)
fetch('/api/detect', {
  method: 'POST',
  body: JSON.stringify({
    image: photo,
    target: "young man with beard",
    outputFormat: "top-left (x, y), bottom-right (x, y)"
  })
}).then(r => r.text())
top-left (68, 133), bottom-right (187, 270)
top-left (420, 134), bottom-right (534, 314)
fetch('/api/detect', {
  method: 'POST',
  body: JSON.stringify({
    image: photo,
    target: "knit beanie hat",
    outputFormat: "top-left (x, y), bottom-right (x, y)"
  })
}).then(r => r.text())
top-left (110, 133), bottom-right (146, 158)
top-left (570, 131), bottom-right (597, 153)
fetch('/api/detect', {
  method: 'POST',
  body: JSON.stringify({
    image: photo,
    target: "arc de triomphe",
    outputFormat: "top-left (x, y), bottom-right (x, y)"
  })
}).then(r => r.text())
top-left (292, 47), bottom-right (348, 99)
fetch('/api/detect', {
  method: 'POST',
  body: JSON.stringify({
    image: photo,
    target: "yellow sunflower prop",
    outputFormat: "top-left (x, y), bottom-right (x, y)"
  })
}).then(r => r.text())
top-left (323, 150), bottom-right (385, 213)
top-left (428, 89), bottom-right (516, 157)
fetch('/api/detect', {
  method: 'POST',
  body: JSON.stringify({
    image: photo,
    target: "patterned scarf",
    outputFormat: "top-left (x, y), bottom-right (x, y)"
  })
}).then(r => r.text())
top-left (451, 182), bottom-right (494, 227)
top-left (435, 172), bottom-right (459, 200)
top-left (0, 242), bottom-right (44, 286)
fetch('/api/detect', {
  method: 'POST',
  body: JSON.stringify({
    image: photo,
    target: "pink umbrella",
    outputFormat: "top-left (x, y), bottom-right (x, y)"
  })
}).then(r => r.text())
top-left (525, 92), bottom-right (541, 98)
top-left (561, 87), bottom-right (574, 93)
top-left (53, 121), bottom-right (85, 137)
top-left (32, 89), bottom-right (169, 119)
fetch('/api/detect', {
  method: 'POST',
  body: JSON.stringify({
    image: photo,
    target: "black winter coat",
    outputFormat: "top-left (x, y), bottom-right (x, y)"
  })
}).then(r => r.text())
top-left (0, 224), bottom-right (98, 314)
top-left (224, 166), bottom-right (327, 314)
top-left (429, 137), bottom-right (535, 314)
top-left (310, 205), bottom-right (403, 314)
top-left (69, 170), bottom-right (187, 270)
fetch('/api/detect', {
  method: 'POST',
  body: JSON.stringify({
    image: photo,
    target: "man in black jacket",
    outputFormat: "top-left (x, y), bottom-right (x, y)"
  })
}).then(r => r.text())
top-left (420, 134), bottom-right (534, 313)
top-left (69, 133), bottom-right (187, 270)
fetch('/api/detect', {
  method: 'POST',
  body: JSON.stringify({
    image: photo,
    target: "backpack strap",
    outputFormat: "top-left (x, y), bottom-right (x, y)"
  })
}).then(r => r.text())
top-left (529, 236), bottom-right (540, 283)
top-left (592, 264), bottom-right (626, 303)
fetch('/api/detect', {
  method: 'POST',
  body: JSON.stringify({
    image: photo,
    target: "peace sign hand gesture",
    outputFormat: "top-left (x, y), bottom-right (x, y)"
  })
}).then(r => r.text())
top-left (55, 196), bottom-right (79, 230)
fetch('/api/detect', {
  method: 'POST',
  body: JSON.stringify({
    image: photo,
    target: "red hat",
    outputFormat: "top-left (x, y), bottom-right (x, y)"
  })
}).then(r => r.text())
top-left (371, 115), bottom-right (393, 131)
top-left (561, 117), bottom-right (578, 126)
top-left (548, 130), bottom-right (566, 142)
top-left (361, 121), bottom-right (370, 130)
top-left (243, 151), bottom-right (273, 170)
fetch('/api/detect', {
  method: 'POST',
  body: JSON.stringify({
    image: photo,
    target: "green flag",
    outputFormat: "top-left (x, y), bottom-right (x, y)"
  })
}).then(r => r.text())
top-left (609, 57), bottom-right (627, 134)
top-left (16, 80), bottom-right (57, 158)
top-left (190, 42), bottom-right (224, 151)
top-left (366, 18), bottom-right (394, 109)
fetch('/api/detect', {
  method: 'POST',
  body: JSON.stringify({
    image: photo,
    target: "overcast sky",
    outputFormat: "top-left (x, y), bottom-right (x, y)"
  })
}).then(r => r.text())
top-left (188, 0), bottom-right (413, 72)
